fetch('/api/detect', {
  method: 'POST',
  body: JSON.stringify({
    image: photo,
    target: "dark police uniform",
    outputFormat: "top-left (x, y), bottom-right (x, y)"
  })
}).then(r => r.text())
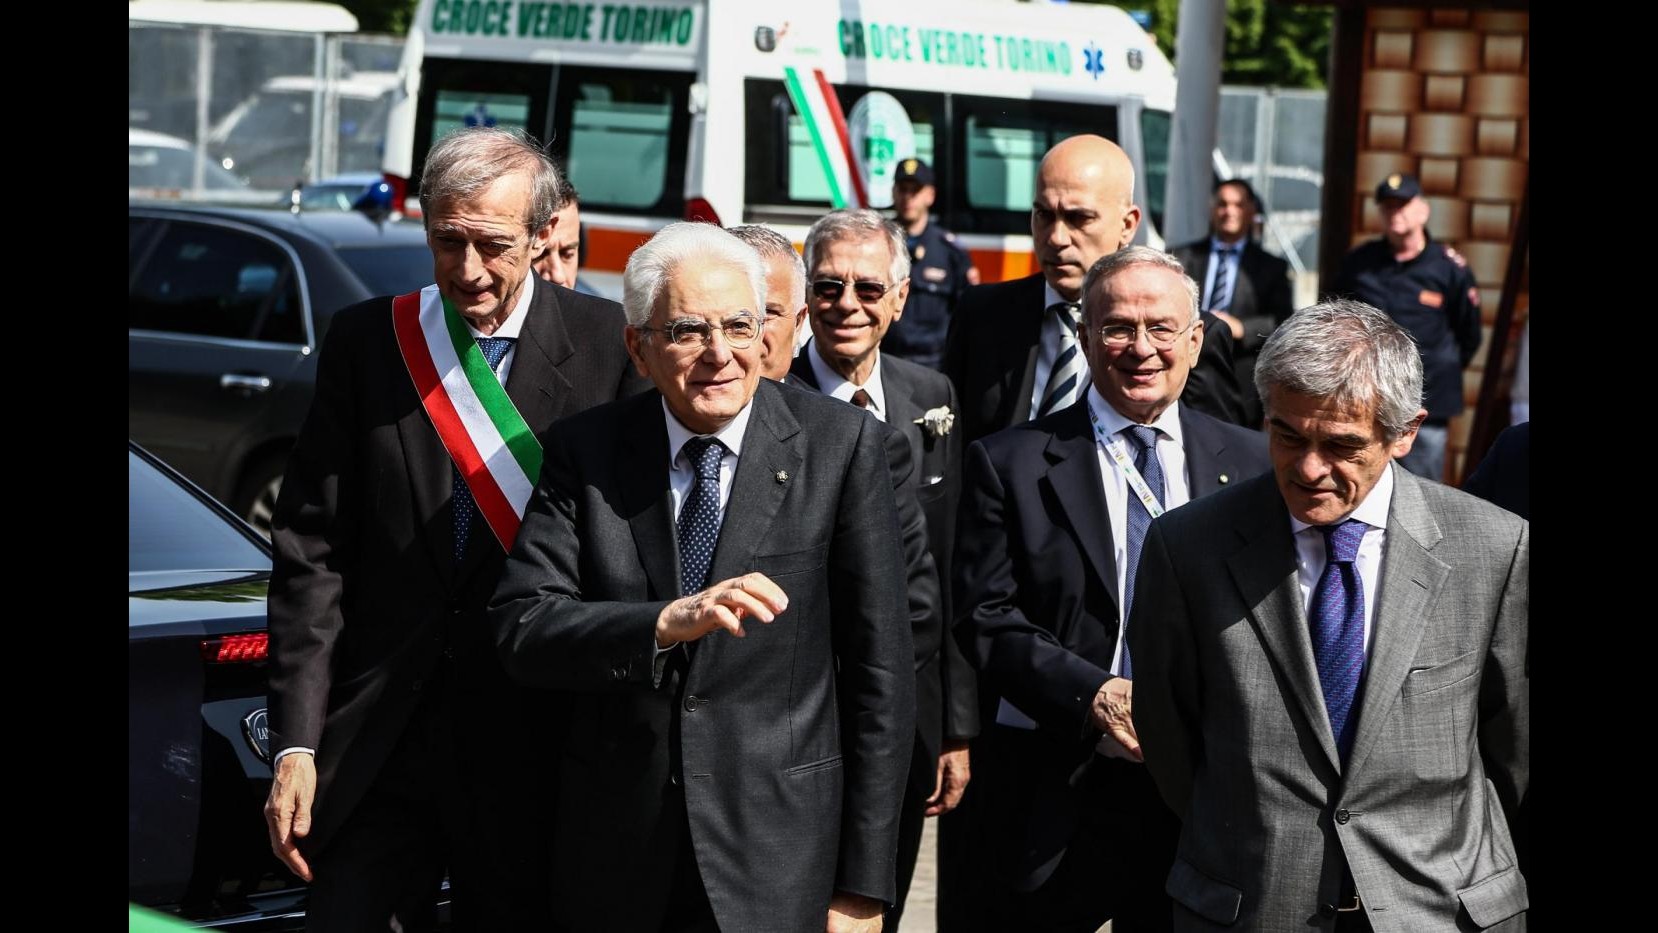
top-left (884, 159), bottom-right (975, 371)
top-left (1332, 176), bottom-right (1482, 425)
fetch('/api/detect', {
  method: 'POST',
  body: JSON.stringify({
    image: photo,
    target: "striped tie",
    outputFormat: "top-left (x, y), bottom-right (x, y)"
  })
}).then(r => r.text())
top-left (1037, 301), bottom-right (1084, 418)
top-left (1207, 247), bottom-right (1237, 311)
top-left (1118, 425), bottom-right (1165, 680)
top-left (1310, 519), bottom-right (1369, 764)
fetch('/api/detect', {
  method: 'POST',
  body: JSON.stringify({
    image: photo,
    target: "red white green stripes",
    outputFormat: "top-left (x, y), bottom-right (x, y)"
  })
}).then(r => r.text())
top-left (782, 66), bottom-right (868, 209)
top-left (392, 286), bottom-right (541, 551)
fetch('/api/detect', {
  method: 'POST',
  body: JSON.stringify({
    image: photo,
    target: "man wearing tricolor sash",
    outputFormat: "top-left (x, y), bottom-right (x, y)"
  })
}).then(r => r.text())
top-left (262, 126), bottom-right (644, 931)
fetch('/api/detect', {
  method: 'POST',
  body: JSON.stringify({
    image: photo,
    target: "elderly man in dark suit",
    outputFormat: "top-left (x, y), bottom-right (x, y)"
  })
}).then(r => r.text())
top-left (491, 222), bottom-right (915, 933)
top-left (1170, 178), bottom-right (1295, 426)
top-left (943, 134), bottom-right (1244, 444)
top-left (1131, 300), bottom-right (1529, 931)
top-left (261, 126), bottom-right (644, 931)
top-left (953, 246), bottom-right (1270, 931)
top-left (786, 208), bottom-right (979, 927)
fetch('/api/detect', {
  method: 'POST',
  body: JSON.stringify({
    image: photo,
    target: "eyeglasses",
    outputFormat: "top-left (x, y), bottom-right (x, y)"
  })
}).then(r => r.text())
top-left (638, 312), bottom-right (764, 350)
top-left (1097, 320), bottom-right (1197, 350)
top-left (810, 278), bottom-right (898, 303)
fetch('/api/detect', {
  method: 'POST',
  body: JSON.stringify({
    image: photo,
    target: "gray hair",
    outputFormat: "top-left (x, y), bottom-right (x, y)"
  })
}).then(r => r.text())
top-left (1254, 299), bottom-right (1425, 441)
top-left (622, 222), bottom-right (767, 327)
top-left (729, 224), bottom-right (806, 306)
top-left (802, 209), bottom-right (910, 286)
top-left (1080, 245), bottom-right (1200, 328)
top-left (419, 127), bottom-right (562, 233)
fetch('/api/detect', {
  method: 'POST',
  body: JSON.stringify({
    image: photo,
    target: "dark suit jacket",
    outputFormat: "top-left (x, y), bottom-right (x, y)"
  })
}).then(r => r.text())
top-left (266, 282), bottom-right (645, 859)
top-left (1462, 421), bottom-right (1530, 521)
top-left (1131, 467), bottom-right (1529, 931)
top-left (944, 273), bottom-right (1248, 441)
top-left (953, 398), bottom-right (1270, 891)
top-left (1172, 240), bottom-right (1294, 427)
top-left (490, 380), bottom-right (916, 933)
top-left (791, 348), bottom-right (980, 769)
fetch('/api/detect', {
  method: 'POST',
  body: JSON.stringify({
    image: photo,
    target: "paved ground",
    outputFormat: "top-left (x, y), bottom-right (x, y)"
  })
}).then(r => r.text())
top-left (898, 819), bottom-right (1109, 933)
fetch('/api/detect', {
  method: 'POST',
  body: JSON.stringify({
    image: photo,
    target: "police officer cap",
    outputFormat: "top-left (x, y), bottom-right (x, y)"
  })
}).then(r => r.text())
top-left (895, 158), bottom-right (935, 187)
top-left (1374, 172), bottom-right (1422, 202)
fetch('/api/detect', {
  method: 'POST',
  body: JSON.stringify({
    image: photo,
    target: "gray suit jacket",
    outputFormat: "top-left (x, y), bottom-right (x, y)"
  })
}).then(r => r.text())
top-left (489, 380), bottom-right (915, 933)
top-left (1130, 465), bottom-right (1529, 932)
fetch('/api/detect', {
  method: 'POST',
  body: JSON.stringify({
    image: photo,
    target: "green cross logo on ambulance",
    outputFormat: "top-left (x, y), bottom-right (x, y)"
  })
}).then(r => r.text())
top-left (382, 0), bottom-right (1179, 291)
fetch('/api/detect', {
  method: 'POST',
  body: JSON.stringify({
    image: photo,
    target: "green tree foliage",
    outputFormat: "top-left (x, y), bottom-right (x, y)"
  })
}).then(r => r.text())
top-left (338, 0), bottom-right (418, 35)
top-left (1091, 0), bottom-right (1333, 89)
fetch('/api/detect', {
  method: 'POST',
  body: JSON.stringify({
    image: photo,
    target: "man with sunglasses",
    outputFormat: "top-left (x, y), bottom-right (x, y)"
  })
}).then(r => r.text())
top-left (491, 222), bottom-right (915, 933)
top-left (953, 247), bottom-right (1269, 931)
top-left (788, 209), bottom-right (978, 929)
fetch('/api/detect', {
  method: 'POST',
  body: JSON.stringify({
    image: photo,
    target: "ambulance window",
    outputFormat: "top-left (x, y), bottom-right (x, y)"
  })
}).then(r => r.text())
top-left (552, 67), bottom-right (690, 217)
top-left (409, 58), bottom-right (554, 201)
top-left (951, 97), bottom-right (1119, 235)
top-left (743, 79), bottom-right (941, 221)
top-left (1140, 109), bottom-right (1172, 234)
top-left (431, 90), bottom-right (533, 139)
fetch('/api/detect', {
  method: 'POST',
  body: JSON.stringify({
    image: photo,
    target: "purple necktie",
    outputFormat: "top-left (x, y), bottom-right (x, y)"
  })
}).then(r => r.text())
top-left (1310, 518), bottom-right (1368, 763)
top-left (451, 336), bottom-right (514, 561)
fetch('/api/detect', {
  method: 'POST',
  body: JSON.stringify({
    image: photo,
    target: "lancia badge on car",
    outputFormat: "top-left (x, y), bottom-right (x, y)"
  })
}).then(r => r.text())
top-left (242, 708), bottom-right (273, 764)
top-left (755, 26), bottom-right (777, 53)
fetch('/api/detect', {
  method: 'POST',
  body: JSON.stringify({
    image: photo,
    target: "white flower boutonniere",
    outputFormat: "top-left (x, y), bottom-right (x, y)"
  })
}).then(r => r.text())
top-left (914, 405), bottom-right (955, 439)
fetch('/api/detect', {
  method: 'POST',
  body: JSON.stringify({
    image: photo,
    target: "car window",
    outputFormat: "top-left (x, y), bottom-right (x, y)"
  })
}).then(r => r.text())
top-left (129, 449), bottom-right (267, 577)
top-left (334, 244), bottom-right (435, 298)
top-left (129, 144), bottom-right (248, 192)
top-left (129, 221), bottom-right (306, 344)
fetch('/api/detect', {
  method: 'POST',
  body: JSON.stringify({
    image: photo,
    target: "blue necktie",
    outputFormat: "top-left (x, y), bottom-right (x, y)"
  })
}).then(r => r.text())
top-left (1119, 424), bottom-right (1165, 680)
top-left (1037, 302), bottom-right (1084, 418)
top-left (1310, 518), bottom-right (1369, 764)
top-left (677, 437), bottom-right (727, 596)
top-left (1207, 246), bottom-right (1238, 311)
top-left (451, 336), bottom-right (514, 561)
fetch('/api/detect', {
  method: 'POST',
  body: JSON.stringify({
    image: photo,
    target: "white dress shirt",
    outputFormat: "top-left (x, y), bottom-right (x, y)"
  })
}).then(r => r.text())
top-left (1028, 281), bottom-right (1091, 418)
top-left (1289, 461), bottom-right (1396, 659)
top-left (1089, 387), bottom-right (1191, 675)
top-left (806, 338), bottom-right (889, 422)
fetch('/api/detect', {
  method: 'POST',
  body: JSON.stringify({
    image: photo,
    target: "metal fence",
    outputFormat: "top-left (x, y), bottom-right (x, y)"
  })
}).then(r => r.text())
top-left (129, 22), bottom-right (403, 200)
top-left (1214, 86), bottom-right (1327, 306)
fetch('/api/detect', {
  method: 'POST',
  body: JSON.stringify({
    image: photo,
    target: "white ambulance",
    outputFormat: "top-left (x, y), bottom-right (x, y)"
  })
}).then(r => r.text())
top-left (381, 0), bottom-right (1178, 286)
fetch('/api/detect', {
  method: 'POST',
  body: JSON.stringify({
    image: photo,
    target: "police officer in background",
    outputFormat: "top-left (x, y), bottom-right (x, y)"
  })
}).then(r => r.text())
top-left (1332, 172), bottom-right (1482, 482)
top-left (882, 157), bottom-right (979, 370)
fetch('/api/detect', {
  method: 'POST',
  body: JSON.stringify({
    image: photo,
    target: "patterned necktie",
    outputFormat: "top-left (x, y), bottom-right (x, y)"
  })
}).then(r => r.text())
top-left (1207, 246), bottom-right (1238, 311)
top-left (677, 437), bottom-right (727, 595)
top-left (1037, 301), bottom-right (1085, 418)
top-left (1310, 518), bottom-right (1369, 764)
top-left (1118, 424), bottom-right (1165, 680)
top-left (850, 388), bottom-right (872, 410)
top-left (451, 336), bottom-right (515, 561)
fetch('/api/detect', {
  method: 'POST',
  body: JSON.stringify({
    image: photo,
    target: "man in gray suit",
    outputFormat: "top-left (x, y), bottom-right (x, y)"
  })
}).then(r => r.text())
top-left (491, 222), bottom-right (913, 933)
top-left (1129, 299), bottom-right (1529, 931)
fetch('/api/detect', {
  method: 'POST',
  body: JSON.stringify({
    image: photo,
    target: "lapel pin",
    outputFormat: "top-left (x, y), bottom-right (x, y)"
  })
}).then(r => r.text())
top-left (775, 470), bottom-right (789, 484)
top-left (1219, 473), bottom-right (1230, 484)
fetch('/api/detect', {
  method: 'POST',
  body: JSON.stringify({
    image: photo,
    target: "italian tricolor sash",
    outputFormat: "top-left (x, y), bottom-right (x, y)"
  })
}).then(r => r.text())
top-left (392, 286), bottom-right (541, 551)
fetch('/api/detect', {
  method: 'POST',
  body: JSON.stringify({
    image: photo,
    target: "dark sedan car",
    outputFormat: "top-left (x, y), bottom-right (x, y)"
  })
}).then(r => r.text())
top-left (128, 440), bottom-right (298, 925)
top-left (129, 204), bottom-right (433, 536)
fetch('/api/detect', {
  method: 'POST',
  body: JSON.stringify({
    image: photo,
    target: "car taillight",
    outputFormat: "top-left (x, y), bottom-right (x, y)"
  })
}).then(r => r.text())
top-left (202, 632), bottom-right (269, 664)
top-left (684, 197), bottom-right (721, 225)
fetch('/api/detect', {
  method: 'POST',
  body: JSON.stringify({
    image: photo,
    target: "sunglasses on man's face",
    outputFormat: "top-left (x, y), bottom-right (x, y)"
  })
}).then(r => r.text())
top-left (810, 278), bottom-right (897, 304)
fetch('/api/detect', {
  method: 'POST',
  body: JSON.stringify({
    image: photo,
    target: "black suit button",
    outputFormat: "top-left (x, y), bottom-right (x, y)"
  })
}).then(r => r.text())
top-left (684, 695), bottom-right (701, 712)
top-left (411, 678), bottom-right (424, 692)
top-left (610, 665), bottom-right (628, 681)
top-left (1319, 903), bottom-right (1336, 918)
top-left (1335, 808), bottom-right (1350, 824)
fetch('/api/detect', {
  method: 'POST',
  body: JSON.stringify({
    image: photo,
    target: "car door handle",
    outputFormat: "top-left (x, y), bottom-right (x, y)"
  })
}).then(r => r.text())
top-left (220, 374), bottom-right (272, 393)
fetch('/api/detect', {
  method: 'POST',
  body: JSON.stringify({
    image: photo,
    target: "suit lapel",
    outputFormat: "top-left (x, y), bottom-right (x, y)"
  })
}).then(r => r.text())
top-left (1343, 466), bottom-right (1449, 778)
top-left (616, 392), bottom-right (682, 600)
top-left (1230, 245), bottom-right (1262, 318)
top-left (707, 381), bottom-right (802, 583)
top-left (454, 285), bottom-right (577, 584)
top-left (1009, 275), bottom-right (1046, 424)
top-left (881, 361), bottom-right (928, 472)
top-left (1179, 407), bottom-right (1237, 497)
top-left (787, 351), bottom-right (821, 391)
top-left (1042, 403), bottom-right (1120, 614)
top-left (396, 386), bottom-right (459, 589)
top-left (1226, 477), bottom-right (1342, 773)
